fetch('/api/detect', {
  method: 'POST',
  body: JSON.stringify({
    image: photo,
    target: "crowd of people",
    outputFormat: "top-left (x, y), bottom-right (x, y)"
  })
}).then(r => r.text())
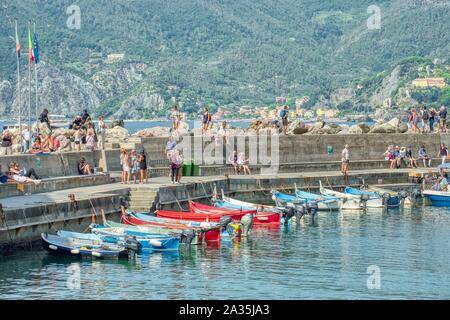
top-left (383, 143), bottom-right (448, 169)
top-left (119, 148), bottom-right (148, 184)
top-left (407, 105), bottom-right (447, 134)
top-left (0, 108), bottom-right (108, 156)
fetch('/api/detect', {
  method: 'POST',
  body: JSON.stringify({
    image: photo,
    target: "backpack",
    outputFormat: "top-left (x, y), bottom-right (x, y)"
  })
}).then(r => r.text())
top-left (422, 111), bottom-right (429, 120)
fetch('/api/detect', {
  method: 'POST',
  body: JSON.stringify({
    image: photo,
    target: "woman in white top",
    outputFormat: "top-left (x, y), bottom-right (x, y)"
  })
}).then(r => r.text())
top-left (237, 152), bottom-right (251, 175)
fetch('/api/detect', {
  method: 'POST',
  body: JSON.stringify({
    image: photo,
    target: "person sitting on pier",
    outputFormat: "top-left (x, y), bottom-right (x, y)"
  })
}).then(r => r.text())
top-left (29, 136), bottom-right (44, 154)
top-left (237, 152), bottom-right (251, 175)
top-left (229, 150), bottom-right (240, 174)
top-left (384, 146), bottom-right (395, 169)
top-left (77, 157), bottom-right (93, 175)
top-left (406, 146), bottom-right (418, 168)
top-left (0, 165), bottom-right (9, 184)
top-left (8, 162), bottom-right (41, 184)
top-left (418, 145), bottom-right (432, 168)
top-left (70, 115), bottom-right (83, 130)
top-left (392, 146), bottom-right (402, 169)
top-left (41, 134), bottom-right (54, 153)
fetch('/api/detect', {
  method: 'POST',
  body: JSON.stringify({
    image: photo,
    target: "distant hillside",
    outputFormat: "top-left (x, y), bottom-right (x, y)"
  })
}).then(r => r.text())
top-left (0, 0), bottom-right (449, 119)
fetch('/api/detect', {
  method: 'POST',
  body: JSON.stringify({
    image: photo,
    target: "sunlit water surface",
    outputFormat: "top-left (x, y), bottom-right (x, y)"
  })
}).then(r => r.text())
top-left (1, 205), bottom-right (449, 300)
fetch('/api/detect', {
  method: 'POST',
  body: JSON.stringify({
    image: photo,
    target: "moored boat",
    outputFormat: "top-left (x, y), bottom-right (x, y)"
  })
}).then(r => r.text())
top-left (422, 190), bottom-right (450, 207)
top-left (344, 187), bottom-right (400, 208)
top-left (41, 233), bottom-right (129, 259)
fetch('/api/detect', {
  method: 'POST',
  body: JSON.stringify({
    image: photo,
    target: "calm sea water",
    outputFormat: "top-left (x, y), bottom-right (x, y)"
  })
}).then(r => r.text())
top-left (0, 120), bottom-right (250, 135)
top-left (1, 205), bottom-right (449, 300)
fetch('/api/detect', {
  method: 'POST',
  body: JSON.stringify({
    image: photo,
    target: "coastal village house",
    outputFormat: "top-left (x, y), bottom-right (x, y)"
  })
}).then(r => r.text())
top-left (106, 53), bottom-right (125, 63)
top-left (412, 78), bottom-right (447, 88)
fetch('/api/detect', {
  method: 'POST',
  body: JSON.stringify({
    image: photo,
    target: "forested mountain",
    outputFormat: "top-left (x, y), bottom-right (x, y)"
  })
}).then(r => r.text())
top-left (0, 0), bottom-right (449, 119)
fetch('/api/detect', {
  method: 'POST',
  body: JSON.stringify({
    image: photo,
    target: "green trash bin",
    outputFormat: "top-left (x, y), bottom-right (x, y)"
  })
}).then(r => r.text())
top-left (191, 160), bottom-right (200, 177)
top-left (182, 160), bottom-right (192, 177)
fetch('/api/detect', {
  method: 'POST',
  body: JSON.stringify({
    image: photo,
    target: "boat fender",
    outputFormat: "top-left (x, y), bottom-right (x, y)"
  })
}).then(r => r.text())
top-left (71, 249), bottom-right (80, 255)
top-left (150, 239), bottom-right (163, 248)
top-left (92, 251), bottom-right (102, 258)
top-left (49, 245), bottom-right (58, 251)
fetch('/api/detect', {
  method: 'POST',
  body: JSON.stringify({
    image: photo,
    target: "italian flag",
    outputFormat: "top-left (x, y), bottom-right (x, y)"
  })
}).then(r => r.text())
top-left (28, 25), bottom-right (34, 63)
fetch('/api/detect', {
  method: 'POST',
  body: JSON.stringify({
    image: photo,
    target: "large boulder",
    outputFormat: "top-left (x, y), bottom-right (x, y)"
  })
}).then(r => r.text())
top-left (134, 127), bottom-right (171, 138)
top-left (287, 120), bottom-right (309, 135)
top-left (106, 126), bottom-right (129, 140)
top-left (369, 122), bottom-right (397, 134)
top-left (398, 122), bottom-right (409, 133)
top-left (357, 123), bottom-right (371, 133)
top-left (348, 125), bottom-right (363, 134)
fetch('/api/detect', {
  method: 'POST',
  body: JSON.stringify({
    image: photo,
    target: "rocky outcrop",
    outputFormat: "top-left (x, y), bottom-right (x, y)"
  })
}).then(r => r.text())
top-left (113, 90), bottom-right (165, 119)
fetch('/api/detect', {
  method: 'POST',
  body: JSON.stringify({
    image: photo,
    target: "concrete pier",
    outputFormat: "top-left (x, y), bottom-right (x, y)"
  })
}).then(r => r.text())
top-left (1, 133), bottom-right (446, 251)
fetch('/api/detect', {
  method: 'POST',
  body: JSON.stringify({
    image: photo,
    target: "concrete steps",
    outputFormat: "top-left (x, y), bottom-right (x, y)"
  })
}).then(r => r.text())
top-left (128, 187), bottom-right (159, 212)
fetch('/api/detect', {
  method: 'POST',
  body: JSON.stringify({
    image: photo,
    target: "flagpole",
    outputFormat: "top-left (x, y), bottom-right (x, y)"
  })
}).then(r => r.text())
top-left (34, 22), bottom-right (38, 128)
top-left (15, 19), bottom-right (22, 139)
top-left (28, 21), bottom-right (32, 131)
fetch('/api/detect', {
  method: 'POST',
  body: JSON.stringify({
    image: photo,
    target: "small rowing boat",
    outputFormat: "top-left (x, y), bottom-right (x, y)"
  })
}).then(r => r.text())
top-left (344, 187), bottom-right (400, 208)
top-left (41, 233), bottom-right (129, 259)
top-left (422, 190), bottom-right (450, 207)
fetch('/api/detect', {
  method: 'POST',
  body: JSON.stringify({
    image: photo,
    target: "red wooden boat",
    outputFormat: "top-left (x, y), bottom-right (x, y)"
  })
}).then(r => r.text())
top-left (189, 201), bottom-right (280, 225)
top-left (122, 211), bottom-right (221, 242)
top-left (155, 209), bottom-right (247, 223)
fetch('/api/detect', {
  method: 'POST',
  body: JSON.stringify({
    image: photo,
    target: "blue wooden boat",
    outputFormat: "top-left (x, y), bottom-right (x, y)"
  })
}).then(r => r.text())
top-left (272, 190), bottom-right (339, 211)
top-left (89, 226), bottom-right (180, 251)
top-left (344, 187), bottom-right (400, 208)
top-left (422, 190), bottom-right (450, 207)
top-left (41, 233), bottom-right (129, 259)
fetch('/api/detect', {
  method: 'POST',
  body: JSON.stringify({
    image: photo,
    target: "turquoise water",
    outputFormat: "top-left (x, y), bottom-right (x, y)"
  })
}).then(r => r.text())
top-left (1, 205), bottom-right (450, 300)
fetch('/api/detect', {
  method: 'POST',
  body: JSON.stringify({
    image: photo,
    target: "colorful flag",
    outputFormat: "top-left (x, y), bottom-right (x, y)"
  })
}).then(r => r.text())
top-left (33, 33), bottom-right (39, 64)
top-left (28, 25), bottom-right (35, 63)
top-left (15, 23), bottom-right (21, 58)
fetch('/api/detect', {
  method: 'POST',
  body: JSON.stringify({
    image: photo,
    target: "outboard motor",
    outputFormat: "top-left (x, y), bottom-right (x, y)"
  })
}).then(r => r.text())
top-left (124, 235), bottom-right (141, 253)
top-left (306, 201), bottom-right (319, 216)
top-left (219, 215), bottom-right (233, 230)
top-left (282, 207), bottom-right (296, 226)
top-left (381, 192), bottom-right (391, 209)
top-left (240, 214), bottom-right (254, 237)
top-left (360, 193), bottom-right (370, 208)
top-left (293, 204), bottom-right (306, 223)
top-left (180, 228), bottom-right (196, 244)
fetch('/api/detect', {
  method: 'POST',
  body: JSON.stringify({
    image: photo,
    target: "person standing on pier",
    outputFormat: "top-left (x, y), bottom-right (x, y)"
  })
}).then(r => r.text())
top-left (438, 143), bottom-right (448, 165)
top-left (429, 108), bottom-right (436, 133)
top-left (0, 127), bottom-right (13, 156)
top-left (438, 105), bottom-right (447, 133)
top-left (39, 109), bottom-right (51, 132)
top-left (280, 105), bottom-right (289, 134)
top-left (138, 150), bottom-right (148, 184)
top-left (421, 106), bottom-right (429, 133)
top-left (169, 149), bottom-right (183, 184)
top-left (97, 116), bottom-right (107, 150)
top-left (21, 125), bottom-right (32, 154)
top-left (341, 144), bottom-right (349, 183)
top-left (202, 107), bottom-right (212, 134)
top-left (171, 105), bottom-right (180, 132)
